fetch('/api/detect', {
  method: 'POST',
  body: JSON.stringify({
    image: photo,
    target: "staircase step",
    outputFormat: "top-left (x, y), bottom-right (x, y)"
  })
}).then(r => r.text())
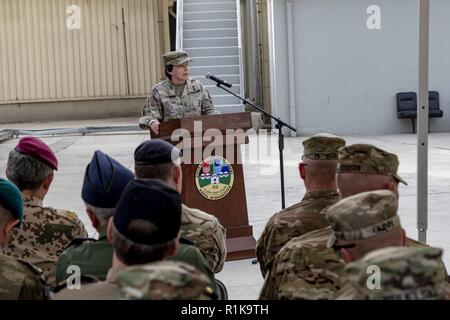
top-left (191, 55), bottom-right (239, 67)
top-left (184, 2), bottom-right (236, 12)
top-left (189, 65), bottom-right (240, 76)
top-left (184, 11), bottom-right (237, 21)
top-left (184, 19), bottom-right (237, 29)
top-left (185, 0), bottom-right (236, 4)
top-left (184, 46), bottom-right (239, 57)
top-left (184, 28), bottom-right (238, 39)
top-left (192, 74), bottom-right (240, 85)
top-left (184, 37), bottom-right (238, 48)
top-left (212, 94), bottom-right (242, 105)
top-left (205, 85), bottom-right (240, 95)
top-left (214, 104), bottom-right (245, 113)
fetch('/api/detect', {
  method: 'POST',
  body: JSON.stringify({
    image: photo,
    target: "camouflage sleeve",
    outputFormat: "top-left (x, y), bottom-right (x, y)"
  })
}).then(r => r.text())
top-left (256, 215), bottom-right (281, 277)
top-left (18, 273), bottom-right (47, 300)
top-left (271, 244), bottom-right (345, 300)
top-left (180, 221), bottom-right (227, 273)
top-left (59, 210), bottom-right (88, 239)
top-left (138, 88), bottom-right (163, 128)
top-left (200, 85), bottom-right (219, 115)
top-left (209, 222), bottom-right (227, 273)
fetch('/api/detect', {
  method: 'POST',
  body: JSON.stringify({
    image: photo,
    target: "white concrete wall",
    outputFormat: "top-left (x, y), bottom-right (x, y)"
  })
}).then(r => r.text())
top-left (269, 0), bottom-right (450, 135)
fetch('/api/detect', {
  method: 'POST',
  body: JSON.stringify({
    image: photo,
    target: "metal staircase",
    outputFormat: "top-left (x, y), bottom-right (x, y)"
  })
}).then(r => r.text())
top-left (176, 0), bottom-right (245, 113)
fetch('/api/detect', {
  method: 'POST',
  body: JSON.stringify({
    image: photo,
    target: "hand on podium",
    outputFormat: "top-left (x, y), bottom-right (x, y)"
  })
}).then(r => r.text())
top-left (150, 121), bottom-right (160, 135)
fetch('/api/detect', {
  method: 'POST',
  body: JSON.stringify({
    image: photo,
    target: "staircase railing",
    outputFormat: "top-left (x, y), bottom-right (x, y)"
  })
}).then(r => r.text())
top-left (175, 0), bottom-right (184, 50)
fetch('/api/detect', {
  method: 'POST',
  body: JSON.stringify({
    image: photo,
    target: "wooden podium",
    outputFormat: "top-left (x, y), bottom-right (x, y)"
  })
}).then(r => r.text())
top-left (151, 112), bottom-right (256, 260)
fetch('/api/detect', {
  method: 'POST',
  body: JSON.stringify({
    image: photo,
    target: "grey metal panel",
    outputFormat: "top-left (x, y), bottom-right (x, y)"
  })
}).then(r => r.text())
top-left (0, 0), bottom-right (164, 104)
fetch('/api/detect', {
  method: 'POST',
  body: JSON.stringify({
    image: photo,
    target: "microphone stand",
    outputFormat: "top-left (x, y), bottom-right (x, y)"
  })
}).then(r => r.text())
top-left (215, 83), bottom-right (297, 209)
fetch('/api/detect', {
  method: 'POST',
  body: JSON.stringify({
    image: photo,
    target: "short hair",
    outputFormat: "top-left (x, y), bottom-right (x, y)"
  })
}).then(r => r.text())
top-left (134, 162), bottom-right (176, 180)
top-left (84, 202), bottom-right (115, 227)
top-left (6, 150), bottom-right (53, 191)
top-left (165, 65), bottom-right (174, 80)
top-left (0, 203), bottom-right (13, 228)
top-left (111, 220), bottom-right (177, 265)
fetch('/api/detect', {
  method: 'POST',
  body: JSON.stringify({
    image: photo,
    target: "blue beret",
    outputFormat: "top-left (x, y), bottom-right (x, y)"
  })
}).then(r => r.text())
top-left (134, 139), bottom-right (181, 165)
top-left (82, 150), bottom-right (134, 208)
top-left (114, 179), bottom-right (181, 245)
top-left (0, 178), bottom-right (23, 227)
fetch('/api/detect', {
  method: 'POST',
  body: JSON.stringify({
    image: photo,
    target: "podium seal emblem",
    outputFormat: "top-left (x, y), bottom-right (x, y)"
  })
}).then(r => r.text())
top-left (195, 156), bottom-right (234, 200)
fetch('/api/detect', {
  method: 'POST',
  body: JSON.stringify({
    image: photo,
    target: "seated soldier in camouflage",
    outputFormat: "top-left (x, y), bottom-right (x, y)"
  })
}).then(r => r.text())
top-left (336, 246), bottom-right (450, 300)
top-left (134, 139), bottom-right (227, 273)
top-left (0, 178), bottom-right (47, 300)
top-left (3, 137), bottom-right (87, 285)
top-left (261, 190), bottom-right (409, 299)
top-left (55, 179), bottom-right (216, 300)
top-left (256, 133), bottom-right (345, 277)
top-left (117, 261), bottom-right (213, 300)
top-left (260, 144), bottom-right (428, 299)
top-left (55, 150), bottom-right (134, 284)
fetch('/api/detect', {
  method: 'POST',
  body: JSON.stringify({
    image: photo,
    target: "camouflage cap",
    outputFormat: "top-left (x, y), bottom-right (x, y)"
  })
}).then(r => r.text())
top-left (337, 144), bottom-right (407, 185)
top-left (345, 246), bottom-right (447, 300)
top-left (326, 190), bottom-right (401, 248)
top-left (163, 50), bottom-right (192, 66)
top-left (302, 133), bottom-right (346, 160)
top-left (117, 260), bottom-right (214, 300)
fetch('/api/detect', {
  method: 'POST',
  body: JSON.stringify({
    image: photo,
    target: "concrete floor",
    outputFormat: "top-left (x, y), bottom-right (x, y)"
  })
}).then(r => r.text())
top-left (1, 117), bottom-right (450, 300)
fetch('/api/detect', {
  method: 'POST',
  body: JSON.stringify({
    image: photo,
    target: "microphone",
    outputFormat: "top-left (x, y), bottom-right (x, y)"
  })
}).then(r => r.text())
top-left (205, 73), bottom-right (232, 88)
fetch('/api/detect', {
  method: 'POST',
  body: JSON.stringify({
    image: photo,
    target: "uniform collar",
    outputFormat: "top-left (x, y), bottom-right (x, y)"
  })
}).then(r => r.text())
top-left (23, 195), bottom-right (44, 207)
top-left (302, 189), bottom-right (340, 202)
top-left (98, 225), bottom-right (108, 240)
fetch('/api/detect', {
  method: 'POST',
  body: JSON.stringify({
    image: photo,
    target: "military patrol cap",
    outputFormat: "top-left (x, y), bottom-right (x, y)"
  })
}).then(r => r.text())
top-left (302, 133), bottom-right (345, 160)
top-left (163, 50), bottom-right (192, 66)
top-left (337, 144), bottom-right (407, 185)
top-left (114, 179), bottom-right (182, 245)
top-left (0, 178), bottom-right (23, 227)
top-left (134, 139), bottom-right (182, 165)
top-left (326, 190), bottom-right (401, 248)
top-left (345, 246), bottom-right (447, 300)
top-left (117, 260), bottom-right (214, 300)
top-left (15, 136), bottom-right (58, 170)
top-left (82, 150), bottom-right (134, 208)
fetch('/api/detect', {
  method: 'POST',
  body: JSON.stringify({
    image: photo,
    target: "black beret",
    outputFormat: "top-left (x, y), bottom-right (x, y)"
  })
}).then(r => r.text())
top-left (114, 179), bottom-right (182, 245)
top-left (134, 139), bottom-right (181, 165)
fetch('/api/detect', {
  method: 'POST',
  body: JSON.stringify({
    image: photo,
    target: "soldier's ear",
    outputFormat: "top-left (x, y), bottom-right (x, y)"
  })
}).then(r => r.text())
top-left (107, 217), bottom-right (114, 242)
top-left (299, 163), bottom-right (306, 180)
top-left (42, 173), bottom-right (54, 191)
top-left (86, 208), bottom-right (100, 230)
top-left (2, 219), bottom-right (19, 244)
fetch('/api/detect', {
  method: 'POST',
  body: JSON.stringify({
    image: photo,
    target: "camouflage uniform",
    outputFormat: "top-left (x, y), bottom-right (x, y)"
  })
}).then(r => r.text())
top-left (0, 254), bottom-right (47, 300)
top-left (55, 226), bottom-right (112, 284)
top-left (181, 204), bottom-right (227, 273)
top-left (54, 242), bottom-right (217, 300)
top-left (256, 190), bottom-right (340, 277)
top-left (260, 190), bottom-right (416, 300)
top-left (117, 260), bottom-right (215, 300)
top-left (256, 133), bottom-right (345, 277)
top-left (260, 226), bottom-right (346, 300)
top-left (335, 246), bottom-right (450, 300)
top-left (2, 196), bottom-right (87, 285)
top-left (139, 51), bottom-right (218, 129)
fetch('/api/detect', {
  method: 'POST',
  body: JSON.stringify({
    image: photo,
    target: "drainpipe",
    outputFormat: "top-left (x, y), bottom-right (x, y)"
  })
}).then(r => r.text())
top-left (250, 0), bottom-right (262, 108)
top-left (286, 2), bottom-right (297, 137)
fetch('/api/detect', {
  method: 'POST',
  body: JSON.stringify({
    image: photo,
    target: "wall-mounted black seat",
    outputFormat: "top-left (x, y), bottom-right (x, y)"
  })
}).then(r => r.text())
top-left (396, 91), bottom-right (443, 133)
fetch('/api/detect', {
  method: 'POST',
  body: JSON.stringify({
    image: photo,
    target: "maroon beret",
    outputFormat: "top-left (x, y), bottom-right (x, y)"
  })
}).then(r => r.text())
top-left (15, 137), bottom-right (58, 170)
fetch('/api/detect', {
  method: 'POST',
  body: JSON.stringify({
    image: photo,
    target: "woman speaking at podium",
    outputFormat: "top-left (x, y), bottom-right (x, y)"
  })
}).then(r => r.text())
top-left (139, 50), bottom-right (219, 135)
